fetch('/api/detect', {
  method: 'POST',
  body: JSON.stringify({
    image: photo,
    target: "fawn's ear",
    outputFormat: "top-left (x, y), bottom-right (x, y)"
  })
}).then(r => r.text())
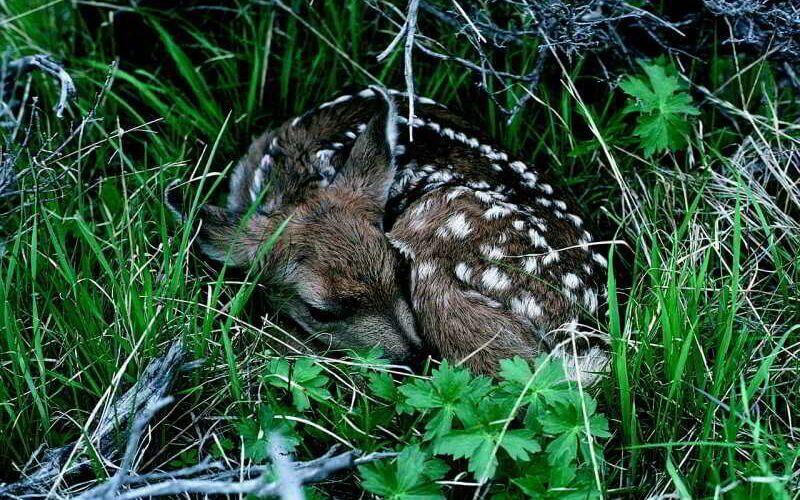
top-left (166, 183), bottom-right (273, 266)
top-left (335, 89), bottom-right (398, 208)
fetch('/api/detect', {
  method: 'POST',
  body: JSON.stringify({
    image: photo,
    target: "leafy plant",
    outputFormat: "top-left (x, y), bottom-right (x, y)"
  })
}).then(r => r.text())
top-left (264, 357), bottom-right (332, 412)
top-left (620, 59), bottom-right (700, 156)
top-left (433, 400), bottom-right (540, 480)
top-left (359, 445), bottom-right (448, 499)
top-left (366, 356), bottom-right (608, 496)
top-left (236, 404), bottom-right (299, 463)
top-left (398, 360), bottom-right (492, 440)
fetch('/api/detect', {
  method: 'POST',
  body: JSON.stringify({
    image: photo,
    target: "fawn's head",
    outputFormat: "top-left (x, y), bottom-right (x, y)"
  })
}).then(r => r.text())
top-left (170, 97), bottom-right (421, 362)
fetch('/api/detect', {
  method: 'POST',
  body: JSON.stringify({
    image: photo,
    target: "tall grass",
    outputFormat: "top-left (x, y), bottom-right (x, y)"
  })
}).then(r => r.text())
top-left (1, 0), bottom-right (798, 496)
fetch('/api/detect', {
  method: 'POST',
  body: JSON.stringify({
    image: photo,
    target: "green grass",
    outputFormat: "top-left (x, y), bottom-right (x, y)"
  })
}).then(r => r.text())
top-left (1, 1), bottom-right (799, 497)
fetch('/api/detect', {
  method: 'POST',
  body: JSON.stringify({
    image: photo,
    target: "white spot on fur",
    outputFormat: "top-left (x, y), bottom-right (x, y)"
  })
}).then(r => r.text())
top-left (428, 121), bottom-right (441, 132)
top-left (429, 171), bottom-right (454, 184)
top-left (440, 213), bottom-right (473, 239)
top-left (528, 229), bottom-right (548, 248)
top-left (474, 191), bottom-right (494, 203)
top-left (554, 343), bottom-right (609, 386)
top-left (554, 200), bottom-right (567, 210)
top-left (455, 262), bottom-right (473, 282)
top-left (563, 273), bottom-right (581, 289)
top-left (358, 88), bottom-right (376, 98)
top-left (484, 205), bottom-right (512, 220)
top-left (481, 267), bottom-right (511, 291)
top-left (543, 250), bottom-right (561, 266)
top-left (291, 116), bottom-right (302, 127)
top-left (567, 214), bottom-right (583, 228)
top-left (510, 161), bottom-right (526, 173)
top-left (511, 293), bottom-right (543, 319)
top-left (592, 252), bottom-right (608, 267)
top-left (539, 183), bottom-right (554, 195)
top-left (319, 94), bottom-right (352, 109)
top-left (357, 123), bottom-right (367, 132)
top-left (411, 198), bottom-right (433, 218)
top-left (583, 289), bottom-right (598, 313)
top-left (491, 163), bottom-right (503, 172)
top-left (512, 220), bottom-right (525, 231)
top-left (523, 256), bottom-right (539, 274)
top-left (250, 167), bottom-right (264, 201)
top-left (536, 198), bottom-right (552, 208)
top-left (469, 181), bottom-right (490, 190)
top-left (345, 131), bottom-right (357, 139)
top-left (447, 187), bottom-right (469, 201)
top-left (480, 245), bottom-right (505, 260)
top-left (390, 238), bottom-right (416, 261)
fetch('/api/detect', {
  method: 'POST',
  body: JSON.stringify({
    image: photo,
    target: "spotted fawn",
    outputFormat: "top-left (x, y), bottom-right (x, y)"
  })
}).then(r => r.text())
top-left (170, 87), bottom-right (609, 382)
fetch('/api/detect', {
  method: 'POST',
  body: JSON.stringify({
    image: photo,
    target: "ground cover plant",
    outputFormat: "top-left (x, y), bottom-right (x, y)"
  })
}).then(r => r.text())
top-left (1, 0), bottom-right (799, 497)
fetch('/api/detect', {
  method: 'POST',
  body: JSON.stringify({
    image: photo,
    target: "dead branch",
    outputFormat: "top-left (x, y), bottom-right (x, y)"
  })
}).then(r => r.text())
top-left (0, 337), bottom-right (395, 499)
top-left (1, 54), bottom-right (76, 119)
top-left (378, 0), bottom-right (420, 140)
top-left (73, 445), bottom-right (394, 499)
top-left (0, 340), bottom-right (187, 498)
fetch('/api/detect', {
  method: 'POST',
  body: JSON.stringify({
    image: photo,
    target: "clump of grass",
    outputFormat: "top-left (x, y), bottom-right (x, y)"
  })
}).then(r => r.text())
top-left (1, 1), bottom-right (798, 497)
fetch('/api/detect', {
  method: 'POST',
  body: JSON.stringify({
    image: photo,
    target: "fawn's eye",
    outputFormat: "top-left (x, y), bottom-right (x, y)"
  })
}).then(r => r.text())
top-left (306, 304), bottom-right (352, 323)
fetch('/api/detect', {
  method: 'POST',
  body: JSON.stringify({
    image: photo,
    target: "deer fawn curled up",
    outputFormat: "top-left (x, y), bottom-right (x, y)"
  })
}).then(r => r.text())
top-left (169, 87), bottom-right (609, 383)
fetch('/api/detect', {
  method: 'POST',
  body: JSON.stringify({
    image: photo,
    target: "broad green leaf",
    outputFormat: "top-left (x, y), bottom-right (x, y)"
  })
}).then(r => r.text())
top-left (359, 445), bottom-right (446, 499)
top-left (620, 60), bottom-right (700, 156)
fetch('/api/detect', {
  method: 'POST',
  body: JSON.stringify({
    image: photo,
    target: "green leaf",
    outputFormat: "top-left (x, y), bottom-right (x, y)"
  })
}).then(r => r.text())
top-left (369, 372), bottom-right (413, 414)
top-left (620, 60), bottom-right (700, 156)
top-left (264, 357), bottom-right (331, 412)
top-left (500, 429), bottom-right (542, 461)
top-left (433, 401), bottom-right (539, 481)
top-left (540, 394), bottom-right (610, 467)
top-left (235, 404), bottom-right (298, 463)
top-left (359, 445), bottom-right (446, 499)
top-left (498, 356), bottom-right (570, 413)
top-left (398, 360), bottom-right (490, 440)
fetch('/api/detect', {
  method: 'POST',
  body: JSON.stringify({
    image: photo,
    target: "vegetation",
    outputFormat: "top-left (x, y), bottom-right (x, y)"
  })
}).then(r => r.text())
top-left (1, 0), bottom-right (798, 497)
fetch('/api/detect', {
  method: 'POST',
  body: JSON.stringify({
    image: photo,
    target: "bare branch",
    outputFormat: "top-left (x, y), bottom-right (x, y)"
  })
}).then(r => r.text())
top-left (1, 54), bottom-right (76, 119)
top-left (0, 340), bottom-right (187, 498)
top-left (377, 0), bottom-right (421, 140)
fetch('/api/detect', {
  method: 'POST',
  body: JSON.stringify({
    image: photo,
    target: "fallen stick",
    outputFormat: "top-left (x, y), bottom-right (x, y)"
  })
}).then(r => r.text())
top-left (1, 54), bottom-right (76, 118)
top-left (0, 340), bottom-right (187, 498)
top-left (0, 339), bottom-right (395, 499)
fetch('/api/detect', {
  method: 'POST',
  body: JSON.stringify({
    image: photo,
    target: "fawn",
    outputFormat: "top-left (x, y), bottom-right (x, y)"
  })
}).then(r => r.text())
top-left (170, 87), bottom-right (609, 382)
